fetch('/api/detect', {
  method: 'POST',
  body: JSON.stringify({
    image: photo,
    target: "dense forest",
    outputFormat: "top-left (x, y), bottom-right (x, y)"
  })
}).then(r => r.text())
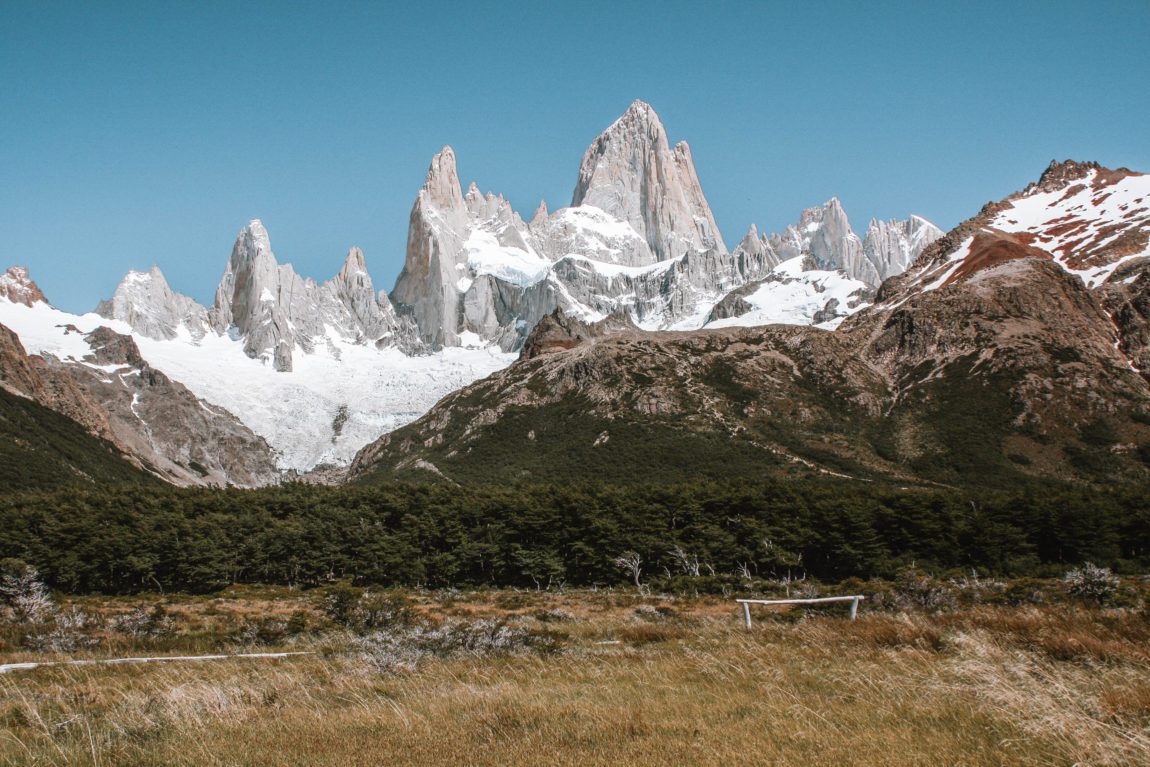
top-left (2, 480), bottom-right (1148, 594)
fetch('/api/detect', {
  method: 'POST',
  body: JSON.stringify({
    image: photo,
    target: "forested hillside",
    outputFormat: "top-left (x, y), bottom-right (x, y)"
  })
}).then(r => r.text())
top-left (0, 387), bottom-right (158, 491)
top-left (2, 480), bottom-right (1147, 593)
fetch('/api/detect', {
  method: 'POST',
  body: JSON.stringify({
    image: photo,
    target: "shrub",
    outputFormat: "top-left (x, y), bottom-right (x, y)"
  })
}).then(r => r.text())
top-left (0, 562), bottom-right (55, 624)
top-left (109, 605), bottom-right (176, 637)
top-left (321, 585), bottom-right (414, 632)
top-left (321, 582), bottom-right (361, 626)
top-left (1064, 563), bottom-right (1121, 605)
top-left (534, 608), bottom-right (576, 623)
top-left (236, 618), bottom-right (289, 646)
top-left (888, 568), bottom-right (956, 612)
top-left (353, 618), bottom-right (561, 673)
top-left (24, 606), bottom-right (98, 652)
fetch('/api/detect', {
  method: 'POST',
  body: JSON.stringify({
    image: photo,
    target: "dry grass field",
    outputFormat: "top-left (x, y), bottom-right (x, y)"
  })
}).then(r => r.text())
top-left (2, 588), bottom-right (1150, 766)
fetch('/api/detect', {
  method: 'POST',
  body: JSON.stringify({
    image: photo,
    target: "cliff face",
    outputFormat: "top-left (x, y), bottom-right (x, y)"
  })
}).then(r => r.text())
top-left (571, 99), bottom-right (727, 262)
top-left (0, 321), bottom-right (115, 442)
top-left (206, 221), bottom-right (419, 371)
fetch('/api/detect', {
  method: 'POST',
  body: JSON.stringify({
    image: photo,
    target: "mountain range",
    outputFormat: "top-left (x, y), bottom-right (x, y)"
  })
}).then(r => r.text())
top-left (4, 101), bottom-right (1147, 489)
top-left (350, 159), bottom-right (1150, 487)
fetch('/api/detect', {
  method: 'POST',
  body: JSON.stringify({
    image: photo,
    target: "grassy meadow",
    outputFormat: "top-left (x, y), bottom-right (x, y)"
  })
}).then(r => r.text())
top-left (2, 585), bottom-right (1150, 766)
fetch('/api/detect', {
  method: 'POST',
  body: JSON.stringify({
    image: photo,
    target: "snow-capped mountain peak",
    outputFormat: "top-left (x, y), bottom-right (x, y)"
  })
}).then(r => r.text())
top-left (96, 265), bottom-right (210, 341)
top-left (571, 100), bottom-right (727, 261)
top-left (3, 97), bottom-right (951, 482)
top-left (0, 266), bottom-right (47, 307)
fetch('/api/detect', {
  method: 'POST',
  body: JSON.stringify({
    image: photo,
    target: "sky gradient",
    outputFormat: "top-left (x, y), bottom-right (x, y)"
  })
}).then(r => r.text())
top-left (3, 1), bottom-right (1148, 313)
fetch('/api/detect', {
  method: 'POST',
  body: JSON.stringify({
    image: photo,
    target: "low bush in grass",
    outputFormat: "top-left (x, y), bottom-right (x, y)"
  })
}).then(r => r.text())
top-left (353, 617), bottom-right (566, 672)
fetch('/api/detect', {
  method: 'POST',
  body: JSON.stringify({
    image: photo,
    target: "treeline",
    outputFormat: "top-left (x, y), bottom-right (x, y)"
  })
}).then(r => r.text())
top-left (1, 480), bottom-right (1149, 594)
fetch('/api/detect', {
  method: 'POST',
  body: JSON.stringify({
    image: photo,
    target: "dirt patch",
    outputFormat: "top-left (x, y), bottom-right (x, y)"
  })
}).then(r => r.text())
top-left (944, 232), bottom-right (1053, 287)
top-left (1091, 166), bottom-right (1140, 191)
top-left (1056, 184), bottom-right (1087, 204)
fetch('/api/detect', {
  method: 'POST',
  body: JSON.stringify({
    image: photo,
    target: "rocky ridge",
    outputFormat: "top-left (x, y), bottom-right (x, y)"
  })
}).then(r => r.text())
top-left (391, 100), bottom-right (940, 347)
top-left (0, 315), bottom-right (279, 487)
top-left (100, 221), bottom-right (422, 373)
top-left (571, 99), bottom-right (727, 262)
top-left (91, 100), bottom-right (941, 363)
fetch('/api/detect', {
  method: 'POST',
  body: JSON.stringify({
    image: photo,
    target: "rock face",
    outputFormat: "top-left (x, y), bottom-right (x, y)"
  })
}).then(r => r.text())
top-left (706, 206), bottom-right (938, 330)
top-left (62, 327), bottom-right (281, 487)
top-left (96, 266), bottom-right (210, 341)
top-left (391, 147), bottom-right (473, 348)
top-left (0, 267), bottom-right (47, 307)
top-left (392, 101), bottom-right (829, 349)
top-left (391, 147), bottom-right (558, 350)
top-left (0, 321), bottom-right (49, 401)
top-left (107, 100), bottom-right (930, 365)
top-left (520, 309), bottom-right (638, 360)
top-left (764, 199), bottom-right (942, 288)
top-left (99, 223), bottom-right (421, 372)
top-left (862, 216), bottom-right (945, 283)
top-left (0, 321), bottom-right (114, 442)
top-left (770, 199), bottom-right (860, 274)
top-left (571, 99), bottom-right (726, 262)
top-left (206, 221), bottom-right (419, 371)
top-left (0, 316), bottom-right (279, 487)
top-left (731, 225), bottom-right (781, 275)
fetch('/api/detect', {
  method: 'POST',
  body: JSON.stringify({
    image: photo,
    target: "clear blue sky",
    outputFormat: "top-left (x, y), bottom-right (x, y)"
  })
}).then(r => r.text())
top-left (2, 0), bottom-right (1148, 313)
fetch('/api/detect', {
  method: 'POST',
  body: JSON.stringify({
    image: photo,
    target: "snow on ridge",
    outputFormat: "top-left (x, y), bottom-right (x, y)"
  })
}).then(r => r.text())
top-left (556, 252), bottom-right (680, 279)
top-left (918, 236), bottom-right (976, 293)
top-left (989, 169), bottom-right (1150, 286)
top-left (551, 205), bottom-right (645, 241)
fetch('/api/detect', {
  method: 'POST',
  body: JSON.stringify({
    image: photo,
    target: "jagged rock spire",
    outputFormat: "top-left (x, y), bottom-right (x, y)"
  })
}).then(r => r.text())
top-left (422, 146), bottom-right (464, 209)
top-left (732, 224), bottom-right (780, 274)
top-left (571, 99), bottom-right (727, 263)
top-left (530, 200), bottom-right (549, 227)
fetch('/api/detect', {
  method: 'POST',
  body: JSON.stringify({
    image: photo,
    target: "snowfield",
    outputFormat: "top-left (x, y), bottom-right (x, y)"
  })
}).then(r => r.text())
top-left (703, 256), bottom-right (871, 330)
top-left (0, 298), bottom-right (515, 472)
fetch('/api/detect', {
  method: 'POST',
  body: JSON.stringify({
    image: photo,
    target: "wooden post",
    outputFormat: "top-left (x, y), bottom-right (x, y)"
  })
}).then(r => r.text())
top-left (743, 601), bottom-right (752, 629)
top-left (849, 596), bottom-right (859, 620)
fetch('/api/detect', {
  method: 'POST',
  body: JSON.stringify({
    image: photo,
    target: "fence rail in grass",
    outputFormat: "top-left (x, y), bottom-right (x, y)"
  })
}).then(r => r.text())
top-left (736, 595), bottom-right (865, 627)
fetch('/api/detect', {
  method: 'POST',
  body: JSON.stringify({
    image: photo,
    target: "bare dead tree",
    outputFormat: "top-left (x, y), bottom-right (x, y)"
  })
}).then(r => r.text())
top-left (0, 565), bottom-right (55, 624)
top-left (668, 546), bottom-right (701, 577)
top-left (612, 551), bottom-right (643, 589)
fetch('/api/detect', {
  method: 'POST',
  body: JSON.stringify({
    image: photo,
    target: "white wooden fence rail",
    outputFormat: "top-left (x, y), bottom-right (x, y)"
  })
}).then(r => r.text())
top-left (736, 595), bottom-right (865, 627)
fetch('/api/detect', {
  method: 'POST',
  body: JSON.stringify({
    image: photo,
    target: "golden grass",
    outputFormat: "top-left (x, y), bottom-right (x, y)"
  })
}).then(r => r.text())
top-left (2, 596), bottom-right (1148, 766)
